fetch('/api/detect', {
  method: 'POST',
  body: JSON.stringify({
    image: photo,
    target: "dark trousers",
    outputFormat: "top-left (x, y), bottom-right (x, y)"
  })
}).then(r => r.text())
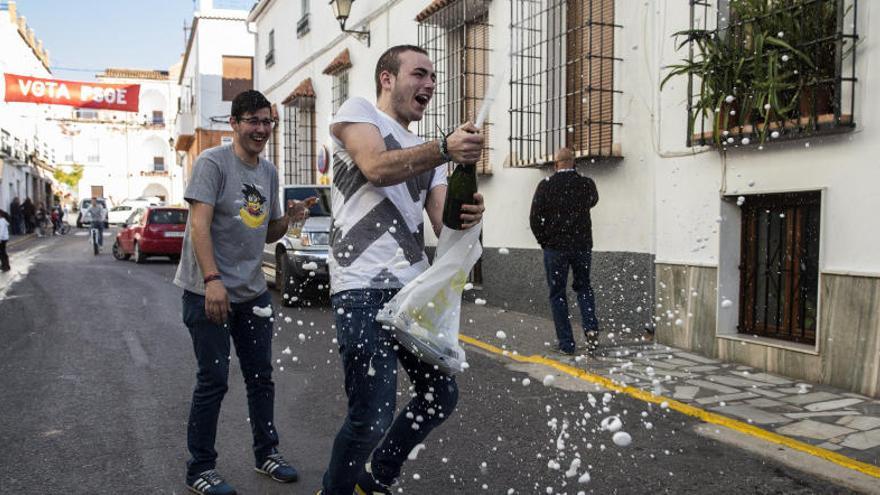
top-left (0, 240), bottom-right (8, 270)
top-left (322, 289), bottom-right (459, 494)
top-left (543, 248), bottom-right (600, 352)
top-left (182, 290), bottom-right (279, 477)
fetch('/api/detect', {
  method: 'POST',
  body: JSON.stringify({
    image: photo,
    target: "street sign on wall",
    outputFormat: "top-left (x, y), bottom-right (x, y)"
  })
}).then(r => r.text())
top-left (3, 73), bottom-right (140, 112)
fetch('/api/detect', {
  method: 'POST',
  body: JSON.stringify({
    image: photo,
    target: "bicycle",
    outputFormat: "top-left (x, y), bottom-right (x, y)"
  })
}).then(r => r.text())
top-left (90, 226), bottom-right (100, 255)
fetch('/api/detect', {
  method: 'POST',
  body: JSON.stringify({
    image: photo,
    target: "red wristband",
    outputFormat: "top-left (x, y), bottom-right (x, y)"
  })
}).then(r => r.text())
top-left (204, 273), bottom-right (222, 284)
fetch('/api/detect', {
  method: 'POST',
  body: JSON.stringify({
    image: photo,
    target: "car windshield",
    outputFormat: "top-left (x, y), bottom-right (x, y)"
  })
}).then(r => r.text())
top-left (284, 187), bottom-right (331, 217)
top-left (148, 209), bottom-right (188, 225)
top-left (111, 206), bottom-right (131, 212)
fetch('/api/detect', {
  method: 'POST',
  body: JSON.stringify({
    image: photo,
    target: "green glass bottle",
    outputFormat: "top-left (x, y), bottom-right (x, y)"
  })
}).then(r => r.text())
top-left (442, 163), bottom-right (477, 230)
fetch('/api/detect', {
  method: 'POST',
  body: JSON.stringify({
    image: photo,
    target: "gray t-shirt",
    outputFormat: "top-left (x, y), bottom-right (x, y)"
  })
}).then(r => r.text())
top-left (173, 145), bottom-right (282, 303)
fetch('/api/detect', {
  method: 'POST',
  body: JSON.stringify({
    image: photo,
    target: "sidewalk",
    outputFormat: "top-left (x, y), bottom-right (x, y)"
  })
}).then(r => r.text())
top-left (7, 232), bottom-right (36, 248)
top-left (458, 300), bottom-right (880, 470)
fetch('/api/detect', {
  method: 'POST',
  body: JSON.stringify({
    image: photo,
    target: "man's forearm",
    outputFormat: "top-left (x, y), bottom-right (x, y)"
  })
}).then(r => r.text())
top-left (191, 223), bottom-right (219, 278)
top-left (266, 217), bottom-right (288, 244)
top-left (363, 140), bottom-right (445, 186)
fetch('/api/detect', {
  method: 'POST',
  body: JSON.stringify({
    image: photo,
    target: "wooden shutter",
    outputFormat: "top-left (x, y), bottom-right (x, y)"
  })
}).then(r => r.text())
top-left (464, 15), bottom-right (491, 174)
top-left (566, 0), bottom-right (614, 156)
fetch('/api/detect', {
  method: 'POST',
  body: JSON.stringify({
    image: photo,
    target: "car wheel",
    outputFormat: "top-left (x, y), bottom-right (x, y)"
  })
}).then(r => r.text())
top-left (112, 240), bottom-right (130, 261)
top-left (133, 242), bottom-right (146, 264)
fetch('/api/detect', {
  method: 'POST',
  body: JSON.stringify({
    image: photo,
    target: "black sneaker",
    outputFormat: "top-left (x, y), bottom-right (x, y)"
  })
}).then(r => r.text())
top-left (551, 347), bottom-right (576, 357)
top-left (186, 469), bottom-right (236, 495)
top-left (354, 463), bottom-right (392, 495)
top-left (255, 452), bottom-right (298, 483)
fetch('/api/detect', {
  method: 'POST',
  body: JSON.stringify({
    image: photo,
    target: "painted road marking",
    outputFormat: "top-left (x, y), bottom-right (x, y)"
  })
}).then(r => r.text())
top-left (458, 334), bottom-right (880, 480)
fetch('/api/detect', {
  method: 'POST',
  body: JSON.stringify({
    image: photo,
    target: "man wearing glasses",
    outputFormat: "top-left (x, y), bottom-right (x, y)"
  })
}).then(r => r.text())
top-left (174, 90), bottom-right (314, 494)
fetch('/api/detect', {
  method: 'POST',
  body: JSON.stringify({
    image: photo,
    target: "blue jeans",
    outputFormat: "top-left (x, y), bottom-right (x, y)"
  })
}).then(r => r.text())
top-left (91, 225), bottom-right (104, 247)
top-left (543, 248), bottom-right (600, 352)
top-left (322, 289), bottom-right (459, 494)
top-left (182, 290), bottom-right (279, 477)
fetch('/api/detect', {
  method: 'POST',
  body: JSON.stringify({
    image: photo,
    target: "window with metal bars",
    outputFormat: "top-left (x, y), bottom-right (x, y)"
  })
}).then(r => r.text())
top-left (738, 191), bottom-right (821, 345)
top-left (509, 0), bottom-right (621, 167)
top-left (417, 0), bottom-right (493, 175)
top-left (283, 100), bottom-right (316, 185)
top-left (684, 0), bottom-right (857, 147)
top-left (332, 70), bottom-right (349, 115)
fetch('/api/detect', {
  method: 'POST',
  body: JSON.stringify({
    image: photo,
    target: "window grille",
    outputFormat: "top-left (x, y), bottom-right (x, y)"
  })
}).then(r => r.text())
top-left (266, 30), bottom-right (276, 67)
top-left (283, 100), bottom-right (316, 185)
top-left (417, 0), bottom-right (493, 175)
top-left (739, 191), bottom-right (821, 345)
top-left (332, 71), bottom-right (349, 115)
top-left (685, 0), bottom-right (858, 146)
top-left (509, 0), bottom-right (621, 166)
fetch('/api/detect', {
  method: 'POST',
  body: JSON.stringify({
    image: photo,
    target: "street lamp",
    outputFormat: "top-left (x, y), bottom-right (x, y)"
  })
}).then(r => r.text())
top-left (329, 0), bottom-right (370, 46)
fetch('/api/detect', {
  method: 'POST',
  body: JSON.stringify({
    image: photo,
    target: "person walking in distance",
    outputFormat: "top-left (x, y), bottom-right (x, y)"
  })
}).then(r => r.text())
top-left (529, 147), bottom-right (601, 355)
top-left (173, 90), bottom-right (313, 495)
top-left (319, 45), bottom-right (485, 495)
top-left (0, 209), bottom-right (10, 271)
top-left (9, 197), bottom-right (22, 235)
top-left (85, 198), bottom-right (107, 250)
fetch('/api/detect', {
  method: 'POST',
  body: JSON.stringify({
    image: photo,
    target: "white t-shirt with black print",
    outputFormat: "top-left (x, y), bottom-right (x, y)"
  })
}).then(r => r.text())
top-left (328, 97), bottom-right (447, 295)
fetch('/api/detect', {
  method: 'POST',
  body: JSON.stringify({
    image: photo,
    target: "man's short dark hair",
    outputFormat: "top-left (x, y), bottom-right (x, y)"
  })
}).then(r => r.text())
top-left (374, 45), bottom-right (429, 98)
top-left (231, 90), bottom-right (271, 120)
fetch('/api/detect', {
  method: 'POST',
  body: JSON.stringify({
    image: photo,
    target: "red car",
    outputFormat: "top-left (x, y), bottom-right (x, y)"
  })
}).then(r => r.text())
top-left (112, 207), bottom-right (188, 263)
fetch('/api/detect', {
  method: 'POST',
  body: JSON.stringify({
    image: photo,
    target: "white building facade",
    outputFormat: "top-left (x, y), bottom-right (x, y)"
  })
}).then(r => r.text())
top-left (63, 68), bottom-right (182, 210)
top-left (174, 0), bottom-right (255, 184)
top-left (248, 0), bottom-right (879, 396)
top-left (0, 1), bottom-right (63, 213)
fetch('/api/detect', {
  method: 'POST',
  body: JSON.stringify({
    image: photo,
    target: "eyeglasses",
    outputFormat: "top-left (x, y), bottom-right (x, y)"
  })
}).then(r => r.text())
top-left (238, 117), bottom-right (277, 128)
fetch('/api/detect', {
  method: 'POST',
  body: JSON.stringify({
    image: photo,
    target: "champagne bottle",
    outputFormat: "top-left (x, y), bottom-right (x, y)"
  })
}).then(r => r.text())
top-left (442, 162), bottom-right (477, 230)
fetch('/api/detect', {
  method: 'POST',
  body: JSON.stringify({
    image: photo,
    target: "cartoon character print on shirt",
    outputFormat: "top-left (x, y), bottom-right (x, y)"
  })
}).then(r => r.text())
top-left (239, 183), bottom-right (268, 228)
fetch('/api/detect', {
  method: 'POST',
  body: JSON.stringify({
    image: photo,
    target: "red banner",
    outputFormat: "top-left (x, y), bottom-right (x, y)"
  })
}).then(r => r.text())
top-left (3, 73), bottom-right (140, 112)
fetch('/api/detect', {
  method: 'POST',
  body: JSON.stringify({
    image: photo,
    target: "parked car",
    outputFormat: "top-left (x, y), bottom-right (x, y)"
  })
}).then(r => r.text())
top-left (112, 207), bottom-right (187, 263)
top-left (107, 197), bottom-right (164, 225)
top-left (107, 205), bottom-right (137, 225)
top-left (75, 198), bottom-right (109, 228)
top-left (263, 185), bottom-right (332, 306)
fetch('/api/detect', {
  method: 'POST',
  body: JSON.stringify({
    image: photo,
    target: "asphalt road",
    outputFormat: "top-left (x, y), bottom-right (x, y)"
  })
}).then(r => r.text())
top-left (0, 232), bottom-right (856, 494)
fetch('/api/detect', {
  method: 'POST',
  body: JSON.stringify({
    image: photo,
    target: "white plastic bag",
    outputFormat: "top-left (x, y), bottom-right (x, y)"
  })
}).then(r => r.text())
top-left (376, 223), bottom-right (483, 374)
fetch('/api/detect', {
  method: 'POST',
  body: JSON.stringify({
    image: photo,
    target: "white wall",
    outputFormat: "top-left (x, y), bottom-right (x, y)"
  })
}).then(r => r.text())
top-left (250, 0), bottom-right (879, 274)
top-left (252, 0), bottom-right (656, 253)
top-left (73, 76), bottom-right (182, 205)
top-left (0, 5), bottom-right (66, 210)
top-left (194, 15), bottom-right (253, 130)
top-left (655, 0), bottom-right (880, 274)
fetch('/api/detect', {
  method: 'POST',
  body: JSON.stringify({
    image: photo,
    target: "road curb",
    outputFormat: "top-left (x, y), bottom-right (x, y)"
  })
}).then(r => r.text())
top-left (8, 234), bottom-right (36, 248)
top-left (458, 333), bottom-right (880, 481)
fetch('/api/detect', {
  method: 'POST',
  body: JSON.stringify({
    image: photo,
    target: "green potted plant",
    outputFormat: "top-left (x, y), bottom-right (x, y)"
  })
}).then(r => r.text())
top-left (661, 0), bottom-right (834, 147)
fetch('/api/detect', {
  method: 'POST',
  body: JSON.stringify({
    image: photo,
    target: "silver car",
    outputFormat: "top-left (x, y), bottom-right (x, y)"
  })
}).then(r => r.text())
top-left (264, 185), bottom-right (332, 306)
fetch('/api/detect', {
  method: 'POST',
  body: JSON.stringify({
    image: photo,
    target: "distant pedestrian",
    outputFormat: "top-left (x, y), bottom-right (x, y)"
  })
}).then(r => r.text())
top-left (84, 198), bottom-right (107, 249)
top-left (35, 205), bottom-right (48, 237)
top-left (173, 90), bottom-right (312, 495)
top-left (529, 147), bottom-right (601, 355)
top-left (10, 197), bottom-right (23, 235)
top-left (22, 198), bottom-right (35, 234)
top-left (0, 209), bottom-right (10, 272)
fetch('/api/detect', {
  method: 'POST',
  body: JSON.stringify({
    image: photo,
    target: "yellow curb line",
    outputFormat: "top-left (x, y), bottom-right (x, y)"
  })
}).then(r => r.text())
top-left (8, 234), bottom-right (36, 248)
top-left (458, 334), bottom-right (880, 479)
